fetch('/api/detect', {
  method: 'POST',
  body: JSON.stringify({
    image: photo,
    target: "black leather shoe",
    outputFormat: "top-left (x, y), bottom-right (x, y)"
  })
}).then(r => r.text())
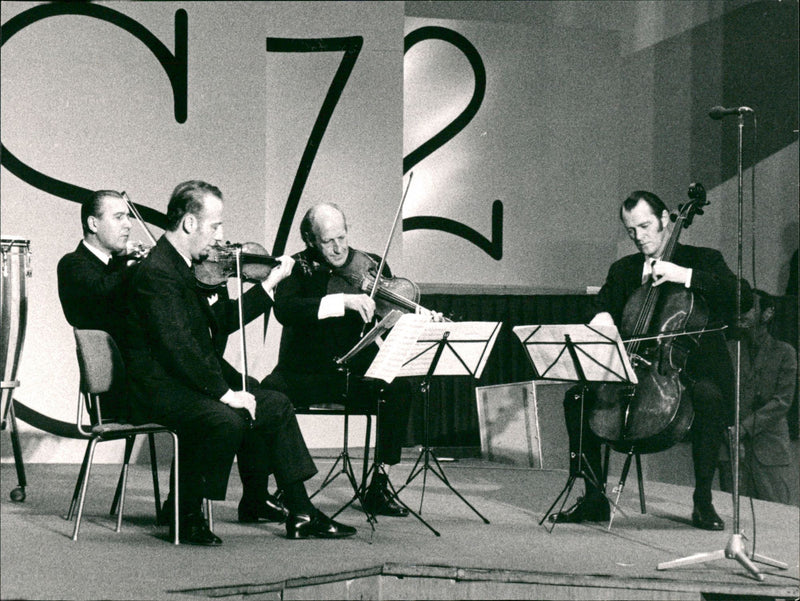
top-left (548, 495), bottom-right (610, 523)
top-left (238, 493), bottom-right (289, 524)
top-left (692, 504), bottom-right (725, 531)
top-left (172, 513), bottom-right (222, 546)
top-left (363, 473), bottom-right (409, 517)
top-left (285, 509), bottom-right (357, 539)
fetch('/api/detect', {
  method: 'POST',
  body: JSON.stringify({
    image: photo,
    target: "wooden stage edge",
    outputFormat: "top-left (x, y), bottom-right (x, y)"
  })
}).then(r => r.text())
top-left (175, 562), bottom-right (800, 600)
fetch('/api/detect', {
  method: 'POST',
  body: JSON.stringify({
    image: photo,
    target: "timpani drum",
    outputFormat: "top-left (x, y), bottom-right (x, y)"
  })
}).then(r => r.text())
top-left (1, 237), bottom-right (31, 502)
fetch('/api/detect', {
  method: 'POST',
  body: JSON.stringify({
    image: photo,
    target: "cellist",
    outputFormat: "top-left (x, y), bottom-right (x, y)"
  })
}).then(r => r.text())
top-left (549, 190), bottom-right (750, 530)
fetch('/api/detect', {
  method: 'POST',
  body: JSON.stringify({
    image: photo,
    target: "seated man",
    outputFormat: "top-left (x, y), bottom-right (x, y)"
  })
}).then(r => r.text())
top-left (120, 180), bottom-right (356, 544)
top-left (265, 202), bottom-right (418, 517)
top-left (549, 190), bottom-right (749, 530)
top-left (720, 289), bottom-right (797, 504)
top-left (57, 190), bottom-right (143, 419)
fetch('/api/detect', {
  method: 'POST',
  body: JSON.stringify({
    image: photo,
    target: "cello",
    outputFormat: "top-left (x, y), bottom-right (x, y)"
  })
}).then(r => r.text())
top-left (589, 183), bottom-right (711, 455)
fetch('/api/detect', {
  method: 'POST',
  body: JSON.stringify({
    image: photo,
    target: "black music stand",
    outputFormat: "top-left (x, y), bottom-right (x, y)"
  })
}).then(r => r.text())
top-left (312, 310), bottom-right (406, 533)
top-left (513, 324), bottom-right (637, 532)
top-left (374, 316), bottom-right (502, 533)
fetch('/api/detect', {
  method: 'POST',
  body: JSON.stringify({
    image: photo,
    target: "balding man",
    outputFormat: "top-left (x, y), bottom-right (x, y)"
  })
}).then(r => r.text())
top-left (264, 203), bottom-right (414, 518)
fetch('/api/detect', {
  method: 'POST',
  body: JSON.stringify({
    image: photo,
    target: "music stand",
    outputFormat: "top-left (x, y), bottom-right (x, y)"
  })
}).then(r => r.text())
top-left (513, 324), bottom-right (637, 532)
top-left (367, 314), bottom-right (502, 533)
top-left (312, 310), bottom-right (405, 532)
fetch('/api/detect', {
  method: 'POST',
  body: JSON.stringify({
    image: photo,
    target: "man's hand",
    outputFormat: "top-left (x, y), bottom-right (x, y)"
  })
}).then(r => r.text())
top-left (344, 293), bottom-right (376, 323)
top-left (651, 260), bottom-right (691, 287)
top-left (220, 389), bottom-right (256, 421)
top-left (416, 306), bottom-right (446, 322)
top-left (264, 255), bottom-right (295, 292)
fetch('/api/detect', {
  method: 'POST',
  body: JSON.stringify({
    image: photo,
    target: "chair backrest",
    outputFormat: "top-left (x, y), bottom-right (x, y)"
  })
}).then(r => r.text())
top-left (74, 329), bottom-right (125, 395)
top-left (73, 329), bottom-right (128, 429)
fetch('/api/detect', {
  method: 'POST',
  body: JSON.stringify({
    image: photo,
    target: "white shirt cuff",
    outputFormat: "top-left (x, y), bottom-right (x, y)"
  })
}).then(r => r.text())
top-left (684, 268), bottom-right (693, 288)
top-left (318, 293), bottom-right (345, 319)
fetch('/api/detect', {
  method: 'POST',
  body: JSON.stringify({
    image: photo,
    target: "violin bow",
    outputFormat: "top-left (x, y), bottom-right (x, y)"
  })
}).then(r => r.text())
top-left (367, 171), bottom-right (413, 302)
top-left (121, 191), bottom-right (158, 246)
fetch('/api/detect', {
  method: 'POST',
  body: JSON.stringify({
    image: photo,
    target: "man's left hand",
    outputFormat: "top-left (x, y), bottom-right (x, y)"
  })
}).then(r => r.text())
top-left (264, 255), bottom-right (295, 292)
top-left (651, 260), bottom-right (691, 287)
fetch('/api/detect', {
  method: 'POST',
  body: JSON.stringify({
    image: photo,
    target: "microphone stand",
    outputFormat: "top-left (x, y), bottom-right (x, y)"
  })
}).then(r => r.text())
top-left (658, 111), bottom-right (786, 580)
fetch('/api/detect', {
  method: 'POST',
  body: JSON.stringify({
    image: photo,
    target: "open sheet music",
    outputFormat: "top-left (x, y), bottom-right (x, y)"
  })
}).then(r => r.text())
top-left (364, 314), bottom-right (502, 383)
top-left (513, 324), bottom-right (637, 384)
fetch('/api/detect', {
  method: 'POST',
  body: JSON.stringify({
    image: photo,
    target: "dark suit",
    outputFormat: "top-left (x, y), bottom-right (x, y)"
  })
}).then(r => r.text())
top-left (121, 236), bottom-right (316, 513)
top-left (57, 241), bottom-right (136, 419)
top-left (57, 241), bottom-right (134, 344)
top-left (720, 334), bottom-right (796, 503)
top-left (565, 243), bottom-right (745, 506)
top-left (264, 247), bottom-right (411, 465)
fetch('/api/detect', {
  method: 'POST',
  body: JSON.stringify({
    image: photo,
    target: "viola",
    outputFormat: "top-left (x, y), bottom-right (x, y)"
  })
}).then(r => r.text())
top-left (194, 242), bottom-right (281, 289)
top-left (327, 248), bottom-right (429, 318)
top-left (590, 183), bottom-right (709, 454)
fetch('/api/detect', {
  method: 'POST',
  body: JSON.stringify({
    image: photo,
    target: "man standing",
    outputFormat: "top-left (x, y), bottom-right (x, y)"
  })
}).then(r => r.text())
top-left (549, 190), bottom-right (748, 530)
top-left (721, 289), bottom-right (796, 504)
top-left (265, 202), bottom-right (414, 517)
top-left (121, 181), bottom-right (356, 544)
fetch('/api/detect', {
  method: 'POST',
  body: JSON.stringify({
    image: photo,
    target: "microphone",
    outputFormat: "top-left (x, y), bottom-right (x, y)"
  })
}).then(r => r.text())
top-left (708, 105), bottom-right (754, 120)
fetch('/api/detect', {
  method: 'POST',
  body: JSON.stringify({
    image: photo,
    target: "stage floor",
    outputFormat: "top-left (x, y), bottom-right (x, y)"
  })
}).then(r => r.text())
top-left (1, 458), bottom-right (797, 600)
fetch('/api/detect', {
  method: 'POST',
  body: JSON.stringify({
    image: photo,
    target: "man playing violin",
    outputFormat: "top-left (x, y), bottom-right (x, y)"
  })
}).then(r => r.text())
top-left (549, 190), bottom-right (750, 531)
top-left (264, 202), bottom-right (415, 518)
top-left (120, 181), bottom-right (356, 544)
top-left (58, 190), bottom-right (147, 420)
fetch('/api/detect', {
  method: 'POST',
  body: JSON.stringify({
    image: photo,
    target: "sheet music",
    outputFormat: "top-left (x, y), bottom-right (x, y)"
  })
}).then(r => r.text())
top-left (365, 314), bottom-right (502, 383)
top-left (513, 324), bottom-right (637, 384)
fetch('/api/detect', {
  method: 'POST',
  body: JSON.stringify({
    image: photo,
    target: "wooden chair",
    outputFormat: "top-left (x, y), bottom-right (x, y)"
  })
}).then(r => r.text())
top-left (66, 329), bottom-right (179, 543)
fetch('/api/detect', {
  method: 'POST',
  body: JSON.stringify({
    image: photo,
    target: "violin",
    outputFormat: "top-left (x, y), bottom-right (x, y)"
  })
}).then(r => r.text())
top-left (194, 242), bottom-right (281, 289)
top-left (327, 248), bottom-right (430, 318)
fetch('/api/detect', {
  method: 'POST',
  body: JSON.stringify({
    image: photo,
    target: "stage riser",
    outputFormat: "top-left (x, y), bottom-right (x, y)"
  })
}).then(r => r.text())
top-left (198, 574), bottom-right (798, 600)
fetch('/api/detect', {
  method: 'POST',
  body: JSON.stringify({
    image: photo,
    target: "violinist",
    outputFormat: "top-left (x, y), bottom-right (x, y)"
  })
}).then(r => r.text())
top-left (264, 202), bottom-right (418, 518)
top-left (120, 181), bottom-right (356, 544)
top-left (549, 190), bottom-right (750, 531)
top-left (57, 190), bottom-right (147, 421)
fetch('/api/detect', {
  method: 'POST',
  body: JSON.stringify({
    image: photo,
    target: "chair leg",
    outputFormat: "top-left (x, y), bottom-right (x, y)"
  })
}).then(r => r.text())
top-left (362, 414), bottom-right (372, 489)
top-left (67, 444), bottom-right (92, 520)
top-left (114, 436), bottom-right (137, 533)
top-left (170, 433), bottom-right (179, 545)
top-left (72, 438), bottom-right (99, 541)
top-left (635, 453), bottom-right (646, 513)
top-left (205, 499), bottom-right (214, 532)
top-left (110, 437), bottom-right (136, 517)
top-left (148, 433), bottom-right (162, 523)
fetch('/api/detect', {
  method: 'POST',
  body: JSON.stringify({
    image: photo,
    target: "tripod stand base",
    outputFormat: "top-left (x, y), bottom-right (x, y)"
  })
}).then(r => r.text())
top-left (657, 533), bottom-right (787, 581)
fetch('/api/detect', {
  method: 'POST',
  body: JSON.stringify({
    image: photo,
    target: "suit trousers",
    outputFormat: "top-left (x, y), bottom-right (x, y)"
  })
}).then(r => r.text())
top-left (563, 378), bottom-right (726, 506)
top-left (134, 386), bottom-right (316, 514)
top-left (263, 370), bottom-right (412, 466)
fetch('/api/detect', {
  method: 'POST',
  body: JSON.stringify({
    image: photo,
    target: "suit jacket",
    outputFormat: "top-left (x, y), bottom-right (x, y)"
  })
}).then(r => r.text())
top-left (57, 241), bottom-right (134, 342)
top-left (121, 236), bottom-right (271, 422)
top-left (728, 333), bottom-right (796, 465)
top-left (594, 243), bottom-right (744, 408)
top-left (272, 247), bottom-right (388, 377)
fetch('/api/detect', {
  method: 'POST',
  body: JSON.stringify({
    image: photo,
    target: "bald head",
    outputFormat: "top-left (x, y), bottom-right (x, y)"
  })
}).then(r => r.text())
top-left (300, 203), bottom-right (350, 268)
